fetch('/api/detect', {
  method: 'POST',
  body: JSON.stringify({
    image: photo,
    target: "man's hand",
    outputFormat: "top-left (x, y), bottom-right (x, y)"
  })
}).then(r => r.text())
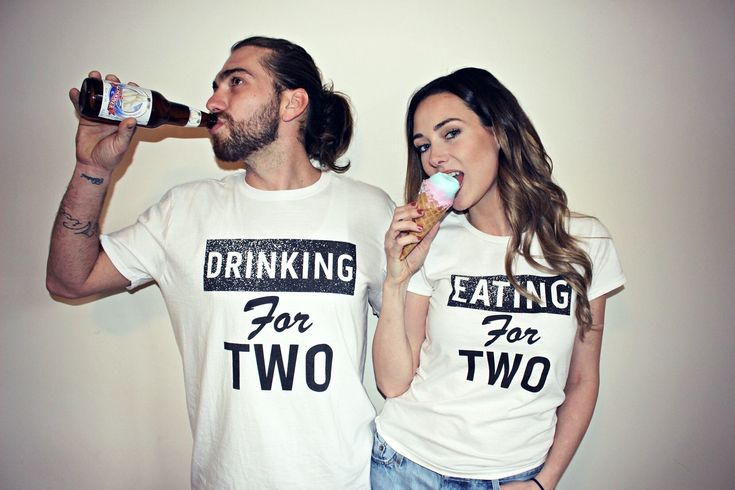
top-left (69, 71), bottom-right (138, 173)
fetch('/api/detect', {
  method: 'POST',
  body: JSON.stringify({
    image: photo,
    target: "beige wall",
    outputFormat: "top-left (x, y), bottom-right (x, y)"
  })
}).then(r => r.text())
top-left (2, 1), bottom-right (733, 488)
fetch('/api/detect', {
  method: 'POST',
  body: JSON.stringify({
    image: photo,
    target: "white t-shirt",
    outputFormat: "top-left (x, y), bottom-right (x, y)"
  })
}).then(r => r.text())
top-left (101, 171), bottom-right (394, 489)
top-left (375, 212), bottom-right (625, 480)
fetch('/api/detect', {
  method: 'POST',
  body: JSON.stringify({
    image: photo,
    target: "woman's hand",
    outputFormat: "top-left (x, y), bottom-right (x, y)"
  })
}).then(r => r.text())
top-left (384, 202), bottom-right (440, 283)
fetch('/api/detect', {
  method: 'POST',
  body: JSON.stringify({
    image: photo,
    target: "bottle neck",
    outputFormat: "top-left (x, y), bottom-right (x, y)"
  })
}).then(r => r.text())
top-left (167, 101), bottom-right (210, 128)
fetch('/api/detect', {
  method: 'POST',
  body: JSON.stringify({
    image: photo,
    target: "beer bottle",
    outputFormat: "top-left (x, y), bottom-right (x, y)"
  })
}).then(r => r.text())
top-left (78, 77), bottom-right (217, 129)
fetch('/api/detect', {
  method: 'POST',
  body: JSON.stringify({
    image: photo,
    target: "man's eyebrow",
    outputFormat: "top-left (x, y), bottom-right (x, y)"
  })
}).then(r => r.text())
top-left (412, 118), bottom-right (463, 141)
top-left (212, 67), bottom-right (252, 89)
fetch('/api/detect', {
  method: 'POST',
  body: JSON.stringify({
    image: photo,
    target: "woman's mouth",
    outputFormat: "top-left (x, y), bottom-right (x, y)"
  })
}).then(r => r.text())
top-left (446, 171), bottom-right (464, 187)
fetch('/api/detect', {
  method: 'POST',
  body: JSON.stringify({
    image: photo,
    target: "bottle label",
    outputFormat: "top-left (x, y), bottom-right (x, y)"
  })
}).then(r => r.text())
top-left (99, 80), bottom-right (153, 125)
top-left (187, 109), bottom-right (203, 128)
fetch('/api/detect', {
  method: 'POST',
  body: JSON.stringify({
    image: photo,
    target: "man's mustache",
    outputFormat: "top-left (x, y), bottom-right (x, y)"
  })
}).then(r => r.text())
top-left (215, 113), bottom-right (235, 126)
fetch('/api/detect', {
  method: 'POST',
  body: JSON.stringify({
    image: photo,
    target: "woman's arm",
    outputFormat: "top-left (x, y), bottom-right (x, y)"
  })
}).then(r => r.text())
top-left (373, 289), bottom-right (429, 397)
top-left (372, 203), bottom-right (437, 398)
top-left (518, 296), bottom-right (607, 490)
top-left (502, 296), bottom-right (608, 489)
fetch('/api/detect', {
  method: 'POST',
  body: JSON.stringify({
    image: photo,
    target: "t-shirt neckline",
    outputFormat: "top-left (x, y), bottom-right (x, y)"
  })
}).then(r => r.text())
top-left (238, 170), bottom-right (332, 201)
top-left (453, 212), bottom-right (511, 244)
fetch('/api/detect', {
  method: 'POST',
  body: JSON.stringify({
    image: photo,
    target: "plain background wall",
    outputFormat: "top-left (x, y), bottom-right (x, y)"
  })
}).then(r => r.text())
top-left (2, 1), bottom-right (733, 488)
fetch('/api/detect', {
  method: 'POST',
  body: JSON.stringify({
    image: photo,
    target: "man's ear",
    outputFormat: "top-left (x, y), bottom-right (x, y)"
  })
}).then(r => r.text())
top-left (281, 88), bottom-right (309, 122)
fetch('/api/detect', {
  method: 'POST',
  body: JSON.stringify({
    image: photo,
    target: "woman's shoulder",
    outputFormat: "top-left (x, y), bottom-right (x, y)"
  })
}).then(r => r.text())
top-left (567, 213), bottom-right (613, 240)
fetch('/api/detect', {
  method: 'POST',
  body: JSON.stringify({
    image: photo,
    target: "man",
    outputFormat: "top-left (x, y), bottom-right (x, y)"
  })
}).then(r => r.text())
top-left (47, 36), bottom-right (393, 489)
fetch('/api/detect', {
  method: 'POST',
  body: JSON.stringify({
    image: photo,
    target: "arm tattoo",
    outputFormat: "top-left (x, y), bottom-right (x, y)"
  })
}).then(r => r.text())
top-left (59, 208), bottom-right (99, 237)
top-left (80, 173), bottom-right (104, 185)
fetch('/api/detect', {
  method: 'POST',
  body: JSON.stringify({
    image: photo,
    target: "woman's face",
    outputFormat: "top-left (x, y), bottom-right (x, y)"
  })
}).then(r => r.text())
top-left (412, 92), bottom-right (501, 212)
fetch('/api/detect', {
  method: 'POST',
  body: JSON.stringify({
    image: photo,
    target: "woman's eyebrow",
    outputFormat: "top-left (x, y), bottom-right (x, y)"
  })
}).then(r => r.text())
top-left (412, 118), bottom-right (463, 141)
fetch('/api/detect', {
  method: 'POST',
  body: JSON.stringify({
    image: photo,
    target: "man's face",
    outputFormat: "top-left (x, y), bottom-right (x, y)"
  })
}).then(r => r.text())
top-left (207, 46), bottom-right (282, 162)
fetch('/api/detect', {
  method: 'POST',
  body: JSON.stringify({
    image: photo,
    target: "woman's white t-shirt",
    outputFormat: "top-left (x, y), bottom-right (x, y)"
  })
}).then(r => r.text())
top-left (376, 212), bottom-right (625, 479)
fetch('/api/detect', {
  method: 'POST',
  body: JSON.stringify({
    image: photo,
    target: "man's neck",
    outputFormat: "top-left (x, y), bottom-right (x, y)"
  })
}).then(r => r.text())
top-left (243, 143), bottom-right (321, 191)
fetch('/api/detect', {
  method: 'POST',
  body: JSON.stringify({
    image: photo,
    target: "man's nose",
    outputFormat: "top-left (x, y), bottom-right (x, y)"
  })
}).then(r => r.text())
top-left (206, 89), bottom-right (226, 114)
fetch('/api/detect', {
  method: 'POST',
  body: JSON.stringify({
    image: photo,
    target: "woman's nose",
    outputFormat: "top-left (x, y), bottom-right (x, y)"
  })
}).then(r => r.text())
top-left (428, 147), bottom-right (447, 167)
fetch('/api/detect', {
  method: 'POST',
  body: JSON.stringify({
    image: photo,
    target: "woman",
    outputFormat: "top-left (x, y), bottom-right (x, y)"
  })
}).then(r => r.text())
top-left (371, 68), bottom-right (625, 490)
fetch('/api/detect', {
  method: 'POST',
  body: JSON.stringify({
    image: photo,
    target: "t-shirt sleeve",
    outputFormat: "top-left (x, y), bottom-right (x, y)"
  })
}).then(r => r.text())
top-left (583, 219), bottom-right (626, 300)
top-left (367, 194), bottom-right (396, 315)
top-left (100, 190), bottom-right (174, 290)
top-left (407, 266), bottom-right (433, 297)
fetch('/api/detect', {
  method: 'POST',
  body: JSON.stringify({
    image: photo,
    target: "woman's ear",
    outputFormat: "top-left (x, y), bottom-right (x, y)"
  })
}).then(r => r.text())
top-left (282, 88), bottom-right (309, 122)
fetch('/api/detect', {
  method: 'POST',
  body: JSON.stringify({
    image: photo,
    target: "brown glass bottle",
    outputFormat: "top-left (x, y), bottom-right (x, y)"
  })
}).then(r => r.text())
top-left (78, 77), bottom-right (216, 128)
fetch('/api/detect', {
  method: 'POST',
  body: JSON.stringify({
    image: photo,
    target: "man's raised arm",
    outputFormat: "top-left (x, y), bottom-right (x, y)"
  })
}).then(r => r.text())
top-left (46, 72), bottom-right (136, 299)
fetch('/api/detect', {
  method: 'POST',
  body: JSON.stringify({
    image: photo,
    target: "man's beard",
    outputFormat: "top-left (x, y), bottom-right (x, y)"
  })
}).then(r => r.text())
top-left (211, 94), bottom-right (280, 162)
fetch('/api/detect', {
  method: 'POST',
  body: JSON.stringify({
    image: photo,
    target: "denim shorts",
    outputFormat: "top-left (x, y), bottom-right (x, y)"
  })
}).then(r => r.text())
top-left (370, 431), bottom-right (543, 490)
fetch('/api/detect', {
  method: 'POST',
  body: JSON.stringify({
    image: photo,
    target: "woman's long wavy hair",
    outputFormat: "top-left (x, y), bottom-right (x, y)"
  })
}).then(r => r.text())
top-left (405, 67), bottom-right (594, 334)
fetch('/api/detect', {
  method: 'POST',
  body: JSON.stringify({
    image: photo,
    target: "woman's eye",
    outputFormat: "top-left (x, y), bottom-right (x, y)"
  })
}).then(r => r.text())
top-left (445, 129), bottom-right (460, 140)
top-left (415, 143), bottom-right (430, 154)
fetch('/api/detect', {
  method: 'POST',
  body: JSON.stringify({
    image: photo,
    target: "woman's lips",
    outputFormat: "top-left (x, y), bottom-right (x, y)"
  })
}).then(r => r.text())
top-left (444, 171), bottom-right (464, 187)
top-left (454, 173), bottom-right (464, 187)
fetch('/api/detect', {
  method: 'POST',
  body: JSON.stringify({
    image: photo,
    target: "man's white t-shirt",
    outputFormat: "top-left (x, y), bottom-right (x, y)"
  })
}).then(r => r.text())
top-left (375, 212), bottom-right (625, 480)
top-left (101, 171), bottom-right (394, 489)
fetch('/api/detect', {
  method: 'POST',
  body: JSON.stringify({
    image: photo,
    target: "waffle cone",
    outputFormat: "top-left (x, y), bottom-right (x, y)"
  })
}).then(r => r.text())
top-left (400, 192), bottom-right (452, 259)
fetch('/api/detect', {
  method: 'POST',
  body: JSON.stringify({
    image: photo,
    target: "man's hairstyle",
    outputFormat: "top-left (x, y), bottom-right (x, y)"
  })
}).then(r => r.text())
top-left (232, 36), bottom-right (353, 172)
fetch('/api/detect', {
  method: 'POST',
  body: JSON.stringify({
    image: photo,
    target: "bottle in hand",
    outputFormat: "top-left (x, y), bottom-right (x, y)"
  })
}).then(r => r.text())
top-left (77, 77), bottom-right (216, 129)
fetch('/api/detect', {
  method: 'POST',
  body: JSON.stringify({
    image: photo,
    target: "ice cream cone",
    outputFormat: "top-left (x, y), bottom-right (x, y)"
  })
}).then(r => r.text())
top-left (400, 173), bottom-right (460, 260)
top-left (400, 193), bottom-right (452, 259)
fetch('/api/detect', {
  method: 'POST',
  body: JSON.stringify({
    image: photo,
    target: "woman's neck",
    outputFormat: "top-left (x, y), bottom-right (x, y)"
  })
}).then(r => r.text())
top-left (466, 193), bottom-right (512, 236)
